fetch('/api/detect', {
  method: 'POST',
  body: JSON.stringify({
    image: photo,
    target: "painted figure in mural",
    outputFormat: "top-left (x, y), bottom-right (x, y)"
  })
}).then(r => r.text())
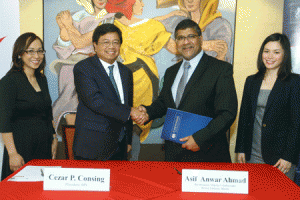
top-left (235, 33), bottom-right (300, 181)
top-left (50, 0), bottom-right (115, 133)
top-left (106, 0), bottom-right (177, 145)
top-left (156, 0), bottom-right (232, 63)
top-left (0, 33), bottom-right (58, 180)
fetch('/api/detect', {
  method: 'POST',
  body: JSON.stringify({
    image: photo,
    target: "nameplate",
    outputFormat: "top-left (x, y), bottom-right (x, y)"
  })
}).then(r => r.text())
top-left (43, 168), bottom-right (110, 191)
top-left (182, 169), bottom-right (248, 194)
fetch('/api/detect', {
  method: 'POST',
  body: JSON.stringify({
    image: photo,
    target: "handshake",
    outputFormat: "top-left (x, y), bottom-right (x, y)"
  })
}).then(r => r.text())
top-left (130, 106), bottom-right (149, 125)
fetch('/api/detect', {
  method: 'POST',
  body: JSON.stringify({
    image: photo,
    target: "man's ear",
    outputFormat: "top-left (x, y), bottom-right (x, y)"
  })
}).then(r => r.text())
top-left (199, 35), bottom-right (203, 44)
top-left (93, 42), bottom-right (97, 51)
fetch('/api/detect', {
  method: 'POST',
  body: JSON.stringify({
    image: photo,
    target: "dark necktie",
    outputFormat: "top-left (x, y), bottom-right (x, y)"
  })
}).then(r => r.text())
top-left (175, 61), bottom-right (191, 107)
top-left (108, 65), bottom-right (121, 102)
top-left (108, 65), bottom-right (124, 142)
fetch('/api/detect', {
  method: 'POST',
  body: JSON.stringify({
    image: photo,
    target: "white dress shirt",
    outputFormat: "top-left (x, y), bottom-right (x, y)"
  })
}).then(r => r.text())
top-left (99, 59), bottom-right (125, 104)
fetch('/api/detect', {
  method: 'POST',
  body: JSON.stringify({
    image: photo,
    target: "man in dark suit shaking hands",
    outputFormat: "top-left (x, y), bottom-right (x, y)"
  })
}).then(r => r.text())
top-left (73, 24), bottom-right (145, 161)
top-left (137, 19), bottom-right (238, 162)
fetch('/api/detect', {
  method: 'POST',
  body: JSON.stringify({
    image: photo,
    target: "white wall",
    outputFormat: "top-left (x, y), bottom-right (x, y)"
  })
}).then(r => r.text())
top-left (0, 0), bottom-right (20, 179)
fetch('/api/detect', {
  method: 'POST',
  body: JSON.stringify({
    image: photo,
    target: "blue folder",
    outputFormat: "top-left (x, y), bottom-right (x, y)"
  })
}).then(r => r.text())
top-left (161, 108), bottom-right (212, 144)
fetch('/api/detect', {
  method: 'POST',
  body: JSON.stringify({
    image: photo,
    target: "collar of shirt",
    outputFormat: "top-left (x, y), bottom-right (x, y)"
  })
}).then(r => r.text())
top-left (98, 59), bottom-right (125, 104)
top-left (99, 59), bottom-right (119, 75)
top-left (171, 50), bottom-right (204, 101)
top-left (182, 50), bottom-right (204, 74)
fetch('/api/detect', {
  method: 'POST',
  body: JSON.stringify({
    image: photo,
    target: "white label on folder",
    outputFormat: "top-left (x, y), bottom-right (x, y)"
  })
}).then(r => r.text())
top-left (43, 168), bottom-right (110, 191)
top-left (182, 169), bottom-right (248, 194)
top-left (172, 116), bottom-right (182, 134)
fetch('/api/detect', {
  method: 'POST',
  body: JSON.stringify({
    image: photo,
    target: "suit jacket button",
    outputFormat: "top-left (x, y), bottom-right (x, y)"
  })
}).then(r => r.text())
top-left (263, 124), bottom-right (266, 127)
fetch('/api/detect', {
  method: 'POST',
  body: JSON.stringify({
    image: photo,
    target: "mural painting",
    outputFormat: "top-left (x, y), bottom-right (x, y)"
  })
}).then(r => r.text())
top-left (43, 0), bottom-right (237, 159)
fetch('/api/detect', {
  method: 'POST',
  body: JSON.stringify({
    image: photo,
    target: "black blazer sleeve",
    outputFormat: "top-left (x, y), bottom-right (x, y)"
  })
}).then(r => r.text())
top-left (0, 74), bottom-right (17, 133)
top-left (282, 75), bottom-right (300, 163)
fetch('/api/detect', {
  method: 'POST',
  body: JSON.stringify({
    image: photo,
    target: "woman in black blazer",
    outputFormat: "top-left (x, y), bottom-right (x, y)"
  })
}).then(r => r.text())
top-left (0, 33), bottom-right (58, 180)
top-left (235, 33), bottom-right (300, 180)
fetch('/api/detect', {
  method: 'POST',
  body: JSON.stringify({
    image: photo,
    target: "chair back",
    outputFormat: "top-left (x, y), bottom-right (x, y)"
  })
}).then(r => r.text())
top-left (62, 125), bottom-right (75, 160)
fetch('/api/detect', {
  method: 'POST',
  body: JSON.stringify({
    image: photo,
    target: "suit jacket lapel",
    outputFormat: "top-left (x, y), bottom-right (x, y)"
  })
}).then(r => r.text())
top-left (92, 55), bottom-right (121, 103)
top-left (264, 78), bottom-right (282, 115)
top-left (178, 54), bottom-right (209, 107)
top-left (169, 62), bottom-right (182, 108)
top-left (250, 77), bottom-right (282, 118)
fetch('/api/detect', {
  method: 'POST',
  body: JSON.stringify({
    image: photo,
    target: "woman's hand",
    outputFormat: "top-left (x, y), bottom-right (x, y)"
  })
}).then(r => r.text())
top-left (9, 153), bottom-right (25, 172)
top-left (274, 158), bottom-right (292, 174)
top-left (237, 153), bottom-right (246, 163)
top-left (52, 136), bottom-right (58, 159)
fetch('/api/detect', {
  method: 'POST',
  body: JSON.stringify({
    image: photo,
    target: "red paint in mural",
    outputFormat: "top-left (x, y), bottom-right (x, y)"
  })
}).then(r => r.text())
top-left (0, 36), bottom-right (6, 43)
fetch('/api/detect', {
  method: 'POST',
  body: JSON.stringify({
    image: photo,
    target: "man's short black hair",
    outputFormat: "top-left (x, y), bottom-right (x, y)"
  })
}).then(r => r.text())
top-left (175, 19), bottom-right (202, 38)
top-left (92, 23), bottom-right (123, 44)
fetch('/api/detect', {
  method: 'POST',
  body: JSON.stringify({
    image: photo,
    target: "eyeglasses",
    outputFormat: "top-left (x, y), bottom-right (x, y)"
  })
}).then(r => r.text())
top-left (176, 34), bottom-right (199, 42)
top-left (99, 41), bottom-right (120, 47)
top-left (24, 50), bottom-right (46, 56)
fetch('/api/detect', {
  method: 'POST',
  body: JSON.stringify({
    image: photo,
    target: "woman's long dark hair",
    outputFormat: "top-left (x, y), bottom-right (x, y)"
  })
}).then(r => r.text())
top-left (256, 33), bottom-right (292, 80)
top-left (7, 32), bottom-right (46, 77)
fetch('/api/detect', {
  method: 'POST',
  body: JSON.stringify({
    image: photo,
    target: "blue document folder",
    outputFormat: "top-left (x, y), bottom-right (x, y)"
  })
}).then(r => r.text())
top-left (161, 108), bottom-right (212, 144)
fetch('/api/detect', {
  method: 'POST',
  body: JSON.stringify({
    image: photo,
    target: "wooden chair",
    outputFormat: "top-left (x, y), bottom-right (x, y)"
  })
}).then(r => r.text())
top-left (62, 125), bottom-right (75, 160)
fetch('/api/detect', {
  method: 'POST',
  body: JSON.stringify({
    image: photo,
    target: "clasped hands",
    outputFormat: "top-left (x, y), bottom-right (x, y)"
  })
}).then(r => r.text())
top-left (130, 106), bottom-right (200, 152)
top-left (130, 106), bottom-right (149, 125)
